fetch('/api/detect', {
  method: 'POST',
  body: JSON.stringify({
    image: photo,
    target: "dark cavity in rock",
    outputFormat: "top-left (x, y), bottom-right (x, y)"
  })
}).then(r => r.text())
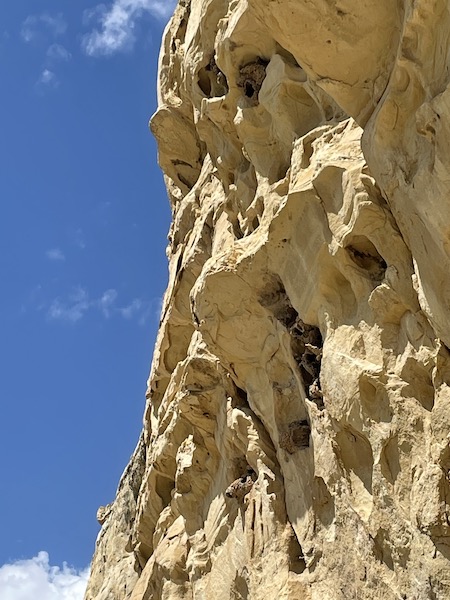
top-left (280, 420), bottom-right (311, 453)
top-left (198, 56), bottom-right (229, 98)
top-left (259, 276), bottom-right (324, 407)
top-left (290, 317), bottom-right (324, 407)
top-left (345, 237), bottom-right (387, 282)
top-left (225, 467), bottom-right (256, 500)
top-left (237, 58), bottom-right (269, 105)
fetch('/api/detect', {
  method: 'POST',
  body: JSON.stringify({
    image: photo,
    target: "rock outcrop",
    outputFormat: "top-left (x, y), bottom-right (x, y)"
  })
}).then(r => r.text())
top-left (84, 1), bottom-right (450, 598)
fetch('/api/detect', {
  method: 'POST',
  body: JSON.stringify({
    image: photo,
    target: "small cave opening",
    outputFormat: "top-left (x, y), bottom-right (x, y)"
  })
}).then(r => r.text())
top-left (259, 276), bottom-right (324, 407)
top-left (225, 466), bottom-right (256, 500)
top-left (279, 420), bottom-right (311, 453)
top-left (237, 58), bottom-right (269, 106)
top-left (155, 473), bottom-right (175, 508)
top-left (229, 383), bottom-right (248, 409)
top-left (245, 81), bottom-right (255, 98)
top-left (290, 317), bottom-right (324, 408)
top-left (345, 236), bottom-right (387, 282)
top-left (198, 55), bottom-right (229, 98)
top-left (226, 458), bottom-right (256, 502)
top-left (171, 16), bottom-right (188, 54)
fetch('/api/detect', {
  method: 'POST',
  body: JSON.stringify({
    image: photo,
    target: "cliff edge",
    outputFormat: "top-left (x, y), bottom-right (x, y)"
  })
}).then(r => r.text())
top-left (85, 1), bottom-right (450, 598)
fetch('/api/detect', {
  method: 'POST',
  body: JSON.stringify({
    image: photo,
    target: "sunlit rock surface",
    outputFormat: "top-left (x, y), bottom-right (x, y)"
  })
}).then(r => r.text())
top-left (85, 1), bottom-right (450, 598)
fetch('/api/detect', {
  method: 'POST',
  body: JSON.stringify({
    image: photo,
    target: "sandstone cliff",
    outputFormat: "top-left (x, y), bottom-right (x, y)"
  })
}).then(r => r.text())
top-left (84, 1), bottom-right (450, 598)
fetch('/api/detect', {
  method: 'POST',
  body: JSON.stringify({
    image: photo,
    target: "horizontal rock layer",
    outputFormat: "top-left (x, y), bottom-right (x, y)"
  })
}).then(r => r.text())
top-left (85, 1), bottom-right (450, 599)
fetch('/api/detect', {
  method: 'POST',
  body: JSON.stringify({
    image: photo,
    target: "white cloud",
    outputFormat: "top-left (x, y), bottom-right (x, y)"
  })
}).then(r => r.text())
top-left (138, 303), bottom-right (154, 326)
top-left (21, 13), bottom-right (67, 43)
top-left (48, 287), bottom-right (90, 323)
top-left (46, 44), bottom-right (72, 62)
top-left (46, 286), bottom-right (155, 325)
top-left (119, 297), bottom-right (158, 325)
top-left (119, 298), bottom-right (142, 319)
top-left (82, 0), bottom-right (176, 57)
top-left (37, 69), bottom-right (58, 88)
top-left (0, 551), bottom-right (89, 600)
top-left (40, 14), bottom-right (68, 37)
top-left (46, 248), bottom-right (65, 261)
top-left (98, 288), bottom-right (118, 318)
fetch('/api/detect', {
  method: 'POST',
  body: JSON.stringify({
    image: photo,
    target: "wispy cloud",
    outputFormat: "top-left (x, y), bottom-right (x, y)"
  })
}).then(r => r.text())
top-left (21, 13), bottom-right (67, 43)
top-left (120, 298), bottom-right (150, 324)
top-left (46, 248), bottom-right (65, 261)
top-left (98, 288), bottom-right (118, 318)
top-left (119, 298), bottom-right (143, 319)
top-left (48, 287), bottom-right (90, 323)
top-left (82, 0), bottom-right (176, 57)
top-left (46, 286), bottom-right (154, 325)
top-left (46, 43), bottom-right (72, 62)
top-left (21, 14), bottom-right (71, 91)
top-left (36, 69), bottom-right (58, 89)
top-left (0, 551), bottom-right (88, 600)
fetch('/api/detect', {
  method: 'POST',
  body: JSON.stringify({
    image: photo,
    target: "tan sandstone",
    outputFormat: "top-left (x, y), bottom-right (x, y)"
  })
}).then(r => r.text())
top-left (84, 1), bottom-right (450, 598)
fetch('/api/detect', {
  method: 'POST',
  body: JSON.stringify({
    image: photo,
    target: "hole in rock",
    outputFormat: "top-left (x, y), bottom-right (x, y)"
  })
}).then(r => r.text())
top-left (229, 384), bottom-right (248, 408)
top-left (259, 276), bottom-right (323, 406)
top-left (345, 236), bottom-right (387, 282)
top-left (290, 319), bottom-right (323, 407)
top-left (259, 276), bottom-right (298, 325)
top-left (170, 14), bottom-right (188, 56)
top-left (155, 473), bottom-right (175, 508)
top-left (198, 56), bottom-right (228, 98)
top-left (237, 58), bottom-right (269, 105)
top-left (198, 68), bottom-right (211, 96)
top-left (245, 82), bottom-right (255, 98)
top-left (279, 420), bottom-right (310, 453)
top-left (225, 466), bottom-right (256, 500)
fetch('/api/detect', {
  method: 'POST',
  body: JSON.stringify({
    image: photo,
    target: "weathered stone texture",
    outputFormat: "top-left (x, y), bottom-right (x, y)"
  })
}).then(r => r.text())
top-left (85, 1), bottom-right (450, 598)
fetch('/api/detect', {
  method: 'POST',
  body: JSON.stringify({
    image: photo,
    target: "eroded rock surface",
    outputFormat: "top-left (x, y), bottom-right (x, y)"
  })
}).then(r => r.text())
top-left (85, 1), bottom-right (450, 598)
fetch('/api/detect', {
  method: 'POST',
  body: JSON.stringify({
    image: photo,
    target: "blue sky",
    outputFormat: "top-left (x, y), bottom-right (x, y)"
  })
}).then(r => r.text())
top-left (0, 1), bottom-right (176, 597)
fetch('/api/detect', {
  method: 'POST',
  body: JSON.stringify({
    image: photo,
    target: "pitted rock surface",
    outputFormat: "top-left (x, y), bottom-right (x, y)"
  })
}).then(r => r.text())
top-left (85, 2), bottom-right (450, 599)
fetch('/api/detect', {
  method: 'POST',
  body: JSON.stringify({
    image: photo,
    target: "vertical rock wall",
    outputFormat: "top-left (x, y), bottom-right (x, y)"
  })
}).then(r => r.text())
top-left (85, 1), bottom-right (450, 598)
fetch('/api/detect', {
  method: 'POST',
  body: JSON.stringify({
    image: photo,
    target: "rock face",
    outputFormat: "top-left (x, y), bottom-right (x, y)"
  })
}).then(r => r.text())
top-left (84, 1), bottom-right (450, 599)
